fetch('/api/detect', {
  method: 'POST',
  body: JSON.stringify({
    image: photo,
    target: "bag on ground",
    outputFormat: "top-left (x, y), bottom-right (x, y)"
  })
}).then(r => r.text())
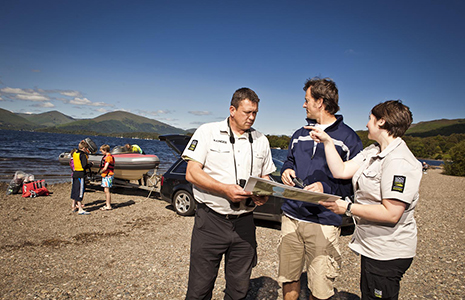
top-left (22, 180), bottom-right (50, 197)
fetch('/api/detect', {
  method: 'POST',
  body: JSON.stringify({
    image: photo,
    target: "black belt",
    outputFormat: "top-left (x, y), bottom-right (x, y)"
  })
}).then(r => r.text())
top-left (198, 203), bottom-right (253, 220)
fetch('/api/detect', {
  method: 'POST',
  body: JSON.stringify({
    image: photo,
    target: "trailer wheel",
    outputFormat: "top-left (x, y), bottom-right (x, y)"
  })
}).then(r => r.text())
top-left (173, 190), bottom-right (195, 216)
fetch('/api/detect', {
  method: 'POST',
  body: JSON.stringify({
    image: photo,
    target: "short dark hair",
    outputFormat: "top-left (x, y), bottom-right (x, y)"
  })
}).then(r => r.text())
top-left (371, 100), bottom-right (413, 138)
top-left (78, 141), bottom-right (88, 150)
top-left (303, 77), bottom-right (339, 115)
top-left (230, 87), bottom-right (260, 108)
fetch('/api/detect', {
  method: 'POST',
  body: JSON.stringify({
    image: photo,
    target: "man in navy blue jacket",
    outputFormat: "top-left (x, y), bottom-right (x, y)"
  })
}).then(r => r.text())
top-left (278, 77), bottom-right (363, 300)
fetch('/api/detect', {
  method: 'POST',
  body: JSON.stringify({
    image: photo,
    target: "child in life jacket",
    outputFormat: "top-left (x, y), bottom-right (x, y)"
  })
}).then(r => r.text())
top-left (71, 141), bottom-right (93, 215)
top-left (99, 144), bottom-right (115, 210)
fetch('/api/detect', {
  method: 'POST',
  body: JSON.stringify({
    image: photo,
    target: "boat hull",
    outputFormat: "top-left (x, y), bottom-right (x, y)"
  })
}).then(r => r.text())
top-left (59, 153), bottom-right (160, 181)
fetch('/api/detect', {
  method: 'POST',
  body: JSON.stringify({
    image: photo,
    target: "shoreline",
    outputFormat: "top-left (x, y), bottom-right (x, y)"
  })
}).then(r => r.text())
top-left (0, 168), bottom-right (464, 299)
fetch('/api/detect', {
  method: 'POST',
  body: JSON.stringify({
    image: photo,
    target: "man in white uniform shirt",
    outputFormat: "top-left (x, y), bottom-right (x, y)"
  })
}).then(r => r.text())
top-left (182, 87), bottom-right (276, 300)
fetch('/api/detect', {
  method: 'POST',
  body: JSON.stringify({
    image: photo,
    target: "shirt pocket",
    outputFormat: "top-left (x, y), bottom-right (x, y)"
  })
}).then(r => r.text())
top-left (207, 145), bottom-right (231, 169)
top-left (359, 166), bottom-right (381, 197)
top-left (252, 151), bottom-right (266, 175)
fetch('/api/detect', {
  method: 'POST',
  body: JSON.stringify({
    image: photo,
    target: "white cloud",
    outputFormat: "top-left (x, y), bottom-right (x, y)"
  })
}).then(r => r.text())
top-left (150, 109), bottom-right (173, 116)
top-left (1, 87), bottom-right (30, 94)
top-left (189, 111), bottom-right (212, 116)
top-left (0, 87), bottom-right (50, 101)
top-left (33, 102), bottom-right (55, 108)
top-left (70, 97), bottom-right (112, 107)
top-left (16, 94), bottom-right (50, 101)
top-left (70, 97), bottom-right (92, 105)
top-left (96, 108), bottom-right (109, 113)
top-left (60, 90), bottom-right (82, 97)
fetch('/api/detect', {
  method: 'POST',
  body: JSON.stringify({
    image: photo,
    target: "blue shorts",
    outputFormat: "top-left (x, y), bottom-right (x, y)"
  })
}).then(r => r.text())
top-left (101, 175), bottom-right (114, 188)
top-left (71, 178), bottom-right (85, 201)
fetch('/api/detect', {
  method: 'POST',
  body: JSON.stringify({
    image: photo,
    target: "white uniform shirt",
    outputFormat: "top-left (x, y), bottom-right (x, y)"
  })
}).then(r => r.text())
top-left (182, 118), bottom-right (276, 215)
top-left (349, 138), bottom-right (422, 260)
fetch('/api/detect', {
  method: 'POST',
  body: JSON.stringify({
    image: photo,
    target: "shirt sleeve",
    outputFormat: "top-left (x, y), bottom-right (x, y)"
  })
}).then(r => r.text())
top-left (182, 125), bottom-right (209, 165)
top-left (381, 158), bottom-right (421, 205)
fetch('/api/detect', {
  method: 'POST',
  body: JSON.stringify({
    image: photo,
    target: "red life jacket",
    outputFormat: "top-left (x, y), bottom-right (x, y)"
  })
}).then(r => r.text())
top-left (22, 180), bottom-right (50, 197)
top-left (100, 154), bottom-right (115, 173)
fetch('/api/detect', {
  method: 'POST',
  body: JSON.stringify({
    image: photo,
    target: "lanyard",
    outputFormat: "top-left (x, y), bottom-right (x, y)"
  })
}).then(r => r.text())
top-left (228, 117), bottom-right (253, 186)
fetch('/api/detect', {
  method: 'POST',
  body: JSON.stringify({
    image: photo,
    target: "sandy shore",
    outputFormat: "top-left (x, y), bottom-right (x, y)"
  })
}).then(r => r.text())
top-left (0, 168), bottom-right (464, 299)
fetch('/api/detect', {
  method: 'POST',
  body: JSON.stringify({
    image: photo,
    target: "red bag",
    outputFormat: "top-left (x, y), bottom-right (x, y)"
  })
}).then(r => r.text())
top-left (22, 180), bottom-right (50, 197)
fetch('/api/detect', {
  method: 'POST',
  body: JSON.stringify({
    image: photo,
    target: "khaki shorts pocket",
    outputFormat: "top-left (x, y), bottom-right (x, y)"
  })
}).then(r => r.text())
top-left (326, 255), bottom-right (340, 280)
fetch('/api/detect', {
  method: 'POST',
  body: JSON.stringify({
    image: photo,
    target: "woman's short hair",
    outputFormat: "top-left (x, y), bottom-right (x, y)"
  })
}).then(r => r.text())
top-left (371, 100), bottom-right (413, 138)
top-left (303, 77), bottom-right (340, 115)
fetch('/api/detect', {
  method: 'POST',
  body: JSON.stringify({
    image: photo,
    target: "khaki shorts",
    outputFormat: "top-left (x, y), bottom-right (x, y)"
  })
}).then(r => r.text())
top-left (278, 215), bottom-right (342, 299)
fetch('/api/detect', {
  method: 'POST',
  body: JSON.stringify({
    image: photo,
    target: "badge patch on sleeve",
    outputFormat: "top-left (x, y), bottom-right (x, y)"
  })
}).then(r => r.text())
top-left (392, 175), bottom-right (406, 193)
top-left (188, 140), bottom-right (198, 151)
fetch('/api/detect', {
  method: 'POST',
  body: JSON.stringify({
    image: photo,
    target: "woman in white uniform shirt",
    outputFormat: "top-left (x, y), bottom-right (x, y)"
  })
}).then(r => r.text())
top-left (309, 100), bottom-right (422, 300)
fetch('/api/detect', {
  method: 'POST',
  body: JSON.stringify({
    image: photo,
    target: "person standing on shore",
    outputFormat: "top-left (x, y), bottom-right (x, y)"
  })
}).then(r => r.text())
top-left (99, 144), bottom-right (114, 211)
top-left (182, 87), bottom-right (276, 300)
top-left (311, 100), bottom-right (422, 300)
top-left (71, 141), bottom-right (93, 215)
top-left (279, 77), bottom-right (363, 300)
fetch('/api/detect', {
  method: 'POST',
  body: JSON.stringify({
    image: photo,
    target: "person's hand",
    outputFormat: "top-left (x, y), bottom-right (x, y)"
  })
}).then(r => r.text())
top-left (224, 184), bottom-right (253, 203)
top-left (251, 195), bottom-right (269, 206)
top-left (303, 181), bottom-right (324, 193)
top-left (319, 199), bottom-right (348, 214)
top-left (304, 126), bottom-right (331, 144)
top-left (281, 169), bottom-right (296, 186)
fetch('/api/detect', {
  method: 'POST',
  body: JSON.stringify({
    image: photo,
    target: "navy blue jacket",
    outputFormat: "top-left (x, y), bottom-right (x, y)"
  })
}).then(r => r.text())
top-left (281, 115), bottom-right (363, 226)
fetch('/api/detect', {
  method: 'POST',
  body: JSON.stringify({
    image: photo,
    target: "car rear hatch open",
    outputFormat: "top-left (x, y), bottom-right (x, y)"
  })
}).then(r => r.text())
top-left (159, 134), bottom-right (192, 156)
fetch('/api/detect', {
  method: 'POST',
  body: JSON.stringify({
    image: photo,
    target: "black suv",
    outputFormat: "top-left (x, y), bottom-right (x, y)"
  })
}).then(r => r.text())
top-left (159, 134), bottom-right (284, 222)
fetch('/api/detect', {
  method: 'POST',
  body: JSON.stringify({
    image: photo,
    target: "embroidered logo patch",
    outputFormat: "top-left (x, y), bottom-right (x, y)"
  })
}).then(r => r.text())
top-left (188, 140), bottom-right (198, 151)
top-left (392, 175), bottom-right (406, 193)
top-left (374, 288), bottom-right (383, 298)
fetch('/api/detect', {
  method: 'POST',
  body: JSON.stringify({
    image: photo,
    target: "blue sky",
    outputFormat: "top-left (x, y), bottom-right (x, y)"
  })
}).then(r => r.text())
top-left (1, 0), bottom-right (464, 135)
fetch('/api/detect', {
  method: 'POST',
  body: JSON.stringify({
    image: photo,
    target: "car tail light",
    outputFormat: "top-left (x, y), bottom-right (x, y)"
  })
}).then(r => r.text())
top-left (160, 175), bottom-right (164, 187)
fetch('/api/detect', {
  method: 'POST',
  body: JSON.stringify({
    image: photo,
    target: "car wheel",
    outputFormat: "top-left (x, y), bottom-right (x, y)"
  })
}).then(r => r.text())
top-left (173, 190), bottom-right (195, 216)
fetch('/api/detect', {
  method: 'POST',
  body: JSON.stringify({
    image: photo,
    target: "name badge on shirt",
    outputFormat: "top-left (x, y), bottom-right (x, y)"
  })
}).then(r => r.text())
top-left (392, 175), bottom-right (406, 193)
top-left (188, 140), bottom-right (198, 151)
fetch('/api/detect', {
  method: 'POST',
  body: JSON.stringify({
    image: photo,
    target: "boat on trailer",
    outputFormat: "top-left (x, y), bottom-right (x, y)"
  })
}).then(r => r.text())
top-left (58, 138), bottom-right (160, 181)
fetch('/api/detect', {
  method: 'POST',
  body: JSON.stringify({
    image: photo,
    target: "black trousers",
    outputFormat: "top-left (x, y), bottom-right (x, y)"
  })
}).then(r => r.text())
top-left (185, 204), bottom-right (257, 300)
top-left (360, 255), bottom-right (413, 300)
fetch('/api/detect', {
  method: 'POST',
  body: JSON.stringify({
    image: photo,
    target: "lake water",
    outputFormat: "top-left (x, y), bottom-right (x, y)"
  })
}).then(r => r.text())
top-left (0, 130), bottom-right (289, 184)
top-left (0, 130), bottom-right (441, 184)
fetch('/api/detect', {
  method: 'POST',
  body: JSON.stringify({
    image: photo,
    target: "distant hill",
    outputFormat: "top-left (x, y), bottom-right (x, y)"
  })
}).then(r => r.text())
top-left (42, 110), bottom-right (186, 136)
top-left (355, 118), bottom-right (465, 138)
top-left (17, 110), bottom-right (76, 127)
top-left (406, 118), bottom-right (465, 137)
top-left (0, 108), bottom-right (39, 130)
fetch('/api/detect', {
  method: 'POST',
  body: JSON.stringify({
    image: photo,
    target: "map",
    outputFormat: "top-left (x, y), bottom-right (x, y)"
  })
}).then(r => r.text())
top-left (244, 176), bottom-right (341, 204)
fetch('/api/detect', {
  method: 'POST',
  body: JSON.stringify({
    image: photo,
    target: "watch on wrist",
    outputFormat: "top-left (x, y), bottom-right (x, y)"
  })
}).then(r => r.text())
top-left (345, 202), bottom-right (353, 217)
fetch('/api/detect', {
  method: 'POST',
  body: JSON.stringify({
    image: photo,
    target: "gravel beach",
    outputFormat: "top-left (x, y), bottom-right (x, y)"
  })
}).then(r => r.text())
top-left (0, 167), bottom-right (464, 300)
